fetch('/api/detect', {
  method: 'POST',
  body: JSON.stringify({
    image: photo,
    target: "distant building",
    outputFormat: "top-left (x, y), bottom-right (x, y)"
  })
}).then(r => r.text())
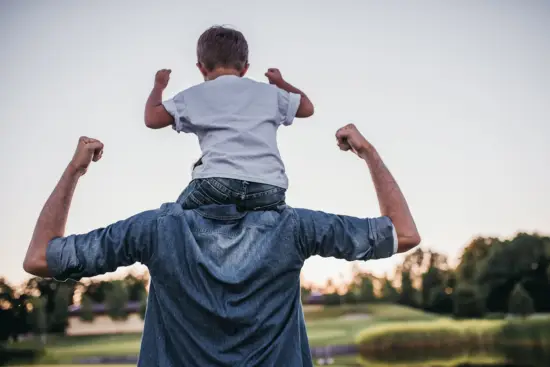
top-left (68, 301), bottom-right (141, 316)
top-left (306, 291), bottom-right (325, 305)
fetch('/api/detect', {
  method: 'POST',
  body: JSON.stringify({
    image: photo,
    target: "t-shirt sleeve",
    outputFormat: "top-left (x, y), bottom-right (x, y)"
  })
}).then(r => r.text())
top-left (162, 92), bottom-right (194, 133)
top-left (277, 88), bottom-right (301, 126)
top-left (293, 208), bottom-right (398, 261)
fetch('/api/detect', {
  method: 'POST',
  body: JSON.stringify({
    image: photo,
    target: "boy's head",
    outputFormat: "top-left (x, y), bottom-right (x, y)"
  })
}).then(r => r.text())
top-left (196, 26), bottom-right (249, 80)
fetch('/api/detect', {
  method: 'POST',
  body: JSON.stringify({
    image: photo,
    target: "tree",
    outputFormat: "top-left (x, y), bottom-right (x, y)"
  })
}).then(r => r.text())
top-left (421, 253), bottom-right (448, 309)
top-left (342, 290), bottom-right (357, 304)
top-left (139, 293), bottom-right (148, 320)
top-left (80, 294), bottom-right (95, 323)
top-left (48, 283), bottom-right (71, 333)
top-left (398, 271), bottom-right (418, 308)
top-left (379, 278), bottom-right (399, 303)
top-left (0, 279), bottom-right (16, 342)
top-left (84, 281), bottom-right (111, 303)
top-left (456, 237), bottom-right (495, 283)
top-left (453, 284), bottom-right (485, 319)
top-left (357, 275), bottom-right (375, 303)
top-left (28, 297), bottom-right (47, 343)
top-left (300, 285), bottom-right (311, 304)
top-left (477, 233), bottom-right (550, 313)
top-left (427, 285), bottom-right (453, 314)
top-left (508, 283), bottom-right (534, 317)
top-left (124, 275), bottom-right (147, 302)
top-left (105, 280), bottom-right (129, 321)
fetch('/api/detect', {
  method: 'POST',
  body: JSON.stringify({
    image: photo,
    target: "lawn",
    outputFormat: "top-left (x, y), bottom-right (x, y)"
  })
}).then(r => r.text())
top-left (12, 303), bottom-right (436, 365)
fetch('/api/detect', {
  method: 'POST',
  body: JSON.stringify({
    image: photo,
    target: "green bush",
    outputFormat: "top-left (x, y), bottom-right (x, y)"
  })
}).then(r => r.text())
top-left (0, 345), bottom-right (44, 366)
top-left (452, 284), bottom-right (485, 319)
top-left (508, 283), bottom-right (534, 317)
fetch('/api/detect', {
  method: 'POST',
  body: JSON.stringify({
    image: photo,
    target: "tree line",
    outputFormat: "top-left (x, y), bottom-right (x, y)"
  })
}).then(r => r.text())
top-left (302, 232), bottom-right (549, 319)
top-left (1, 232), bottom-right (548, 343)
top-left (0, 274), bottom-right (148, 343)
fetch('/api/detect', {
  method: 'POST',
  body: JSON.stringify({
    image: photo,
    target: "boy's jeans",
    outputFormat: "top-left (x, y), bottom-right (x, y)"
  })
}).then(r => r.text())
top-left (177, 177), bottom-right (286, 211)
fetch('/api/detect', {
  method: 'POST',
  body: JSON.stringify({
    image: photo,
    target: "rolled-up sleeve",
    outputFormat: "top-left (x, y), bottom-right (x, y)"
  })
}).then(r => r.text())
top-left (277, 88), bottom-right (301, 126)
top-left (162, 92), bottom-right (193, 133)
top-left (294, 208), bottom-right (397, 261)
top-left (46, 208), bottom-right (161, 281)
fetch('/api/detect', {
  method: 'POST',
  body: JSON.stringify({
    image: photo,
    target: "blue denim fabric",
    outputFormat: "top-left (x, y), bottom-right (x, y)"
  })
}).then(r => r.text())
top-left (46, 204), bottom-right (396, 367)
top-left (178, 178), bottom-right (286, 211)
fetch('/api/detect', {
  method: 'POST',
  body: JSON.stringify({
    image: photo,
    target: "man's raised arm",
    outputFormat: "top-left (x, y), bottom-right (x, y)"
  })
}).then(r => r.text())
top-left (23, 137), bottom-right (160, 280)
top-left (336, 124), bottom-right (421, 252)
top-left (23, 137), bottom-right (104, 277)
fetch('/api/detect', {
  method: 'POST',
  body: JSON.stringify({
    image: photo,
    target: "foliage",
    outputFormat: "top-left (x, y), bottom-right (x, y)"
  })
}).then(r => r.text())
top-left (453, 284), bottom-right (485, 319)
top-left (324, 292), bottom-right (342, 306)
top-left (105, 280), bottom-right (129, 321)
top-left (48, 283), bottom-right (72, 333)
top-left (28, 297), bottom-right (48, 337)
top-left (80, 294), bottom-right (95, 323)
top-left (139, 295), bottom-right (147, 321)
top-left (379, 278), bottom-right (399, 303)
top-left (398, 271), bottom-right (418, 308)
top-left (508, 283), bottom-right (535, 317)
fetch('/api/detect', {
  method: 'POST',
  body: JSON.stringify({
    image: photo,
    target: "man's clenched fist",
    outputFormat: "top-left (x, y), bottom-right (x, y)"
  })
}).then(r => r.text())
top-left (69, 137), bottom-right (104, 175)
top-left (265, 68), bottom-right (284, 86)
top-left (155, 69), bottom-right (171, 90)
top-left (335, 124), bottom-right (371, 156)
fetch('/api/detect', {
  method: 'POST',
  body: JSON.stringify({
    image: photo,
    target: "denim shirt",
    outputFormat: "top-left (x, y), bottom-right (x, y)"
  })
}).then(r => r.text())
top-left (47, 204), bottom-right (397, 367)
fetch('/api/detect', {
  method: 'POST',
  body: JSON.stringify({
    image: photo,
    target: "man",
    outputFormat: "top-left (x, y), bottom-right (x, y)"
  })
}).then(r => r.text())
top-left (23, 124), bottom-right (420, 366)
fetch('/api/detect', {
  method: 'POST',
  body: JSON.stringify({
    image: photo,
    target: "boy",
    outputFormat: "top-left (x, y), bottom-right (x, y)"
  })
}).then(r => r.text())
top-left (144, 26), bottom-right (314, 210)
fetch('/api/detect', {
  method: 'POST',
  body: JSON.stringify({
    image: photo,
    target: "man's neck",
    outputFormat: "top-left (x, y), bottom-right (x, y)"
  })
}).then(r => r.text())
top-left (206, 68), bottom-right (241, 81)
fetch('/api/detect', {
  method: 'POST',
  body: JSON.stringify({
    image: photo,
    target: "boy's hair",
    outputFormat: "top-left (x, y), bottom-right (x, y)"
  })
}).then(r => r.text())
top-left (197, 26), bottom-right (248, 72)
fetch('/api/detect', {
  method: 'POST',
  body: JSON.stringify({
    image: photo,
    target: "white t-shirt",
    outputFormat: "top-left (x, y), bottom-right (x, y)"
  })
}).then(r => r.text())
top-left (163, 75), bottom-right (301, 189)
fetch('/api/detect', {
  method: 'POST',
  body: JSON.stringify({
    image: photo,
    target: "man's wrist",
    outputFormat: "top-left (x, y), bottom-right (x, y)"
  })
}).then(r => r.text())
top-left (356, 142), bottom-right (376, 160)
top-left (66, 162), bottom-right (85, 177)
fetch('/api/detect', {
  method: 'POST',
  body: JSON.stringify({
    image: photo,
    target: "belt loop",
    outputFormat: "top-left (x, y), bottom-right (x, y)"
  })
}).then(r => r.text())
top-left (241, 181), bottom-right (248, 200)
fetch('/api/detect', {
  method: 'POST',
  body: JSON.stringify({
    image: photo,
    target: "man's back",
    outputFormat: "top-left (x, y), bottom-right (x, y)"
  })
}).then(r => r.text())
top-left (46, 202), bottom-right (396, 366)
top-left (141, 204), bottom-right (308, 366)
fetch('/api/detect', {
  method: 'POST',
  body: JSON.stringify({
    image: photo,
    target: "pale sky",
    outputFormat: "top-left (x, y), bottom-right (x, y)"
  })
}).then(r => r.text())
top-left (1, 1), bottom-right (549, 287)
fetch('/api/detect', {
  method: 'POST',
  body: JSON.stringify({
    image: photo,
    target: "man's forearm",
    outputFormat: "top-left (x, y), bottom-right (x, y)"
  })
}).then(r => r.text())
top-left (23, 165), bottom-right (81, 276)
top-left (359, 145), bottom-right (420, 252)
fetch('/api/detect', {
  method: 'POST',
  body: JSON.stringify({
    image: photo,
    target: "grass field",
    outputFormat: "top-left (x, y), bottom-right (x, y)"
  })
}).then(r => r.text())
top-left (10, 303), bottom-right (437, 366)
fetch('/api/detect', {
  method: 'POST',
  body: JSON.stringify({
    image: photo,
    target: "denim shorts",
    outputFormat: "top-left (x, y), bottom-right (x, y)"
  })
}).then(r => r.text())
top-left (177, 177), bottom-right (286, 211)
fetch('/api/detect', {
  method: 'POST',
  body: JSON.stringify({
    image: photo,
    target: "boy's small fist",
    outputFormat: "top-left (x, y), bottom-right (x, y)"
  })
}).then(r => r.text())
top-left (155, 69), bottom-right (171, 89)
top-left (265, 68), bottom-right (284, 85)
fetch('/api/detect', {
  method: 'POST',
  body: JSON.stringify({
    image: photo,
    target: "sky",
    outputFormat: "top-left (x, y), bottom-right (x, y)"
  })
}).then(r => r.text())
top-left (1, 0), bottom-right (549, 287)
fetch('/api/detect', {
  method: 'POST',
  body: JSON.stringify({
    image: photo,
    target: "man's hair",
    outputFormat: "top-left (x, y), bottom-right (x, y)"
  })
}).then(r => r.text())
top-left (197, 26), bottom-right (248, 72)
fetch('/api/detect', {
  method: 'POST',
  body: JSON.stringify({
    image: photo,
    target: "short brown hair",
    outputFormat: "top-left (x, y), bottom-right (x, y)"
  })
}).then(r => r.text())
top-left (197, 26), bottom-right (249, 72)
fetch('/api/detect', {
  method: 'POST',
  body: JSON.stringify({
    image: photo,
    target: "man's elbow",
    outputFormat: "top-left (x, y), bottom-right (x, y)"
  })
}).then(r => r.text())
top-left (397, 233), bottom-right (422, 253)
top-left (23, 253), bottom-right (49, 277)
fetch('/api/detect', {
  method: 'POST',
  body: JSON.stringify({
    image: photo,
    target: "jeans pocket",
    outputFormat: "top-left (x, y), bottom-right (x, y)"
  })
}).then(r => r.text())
top-left (197, 179), bottom-right (230, 204)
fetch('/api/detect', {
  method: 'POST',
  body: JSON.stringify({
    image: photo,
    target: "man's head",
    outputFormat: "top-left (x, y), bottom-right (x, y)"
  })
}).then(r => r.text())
top-left (196, 26), bottom-right (249, 80)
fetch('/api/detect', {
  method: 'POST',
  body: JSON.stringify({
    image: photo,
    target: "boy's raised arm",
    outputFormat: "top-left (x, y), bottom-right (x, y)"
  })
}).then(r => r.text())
top-left (144, 69), bottom-right (174, 129)
top-left (265, 68), bottom-right (314, 118)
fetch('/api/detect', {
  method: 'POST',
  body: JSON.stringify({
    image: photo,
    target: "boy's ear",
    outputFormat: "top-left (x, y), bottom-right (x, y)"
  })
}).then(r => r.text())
top-left (196, 62), bottom-right (208, 78)
top-left (240, 63), bottom-right (250, 77)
